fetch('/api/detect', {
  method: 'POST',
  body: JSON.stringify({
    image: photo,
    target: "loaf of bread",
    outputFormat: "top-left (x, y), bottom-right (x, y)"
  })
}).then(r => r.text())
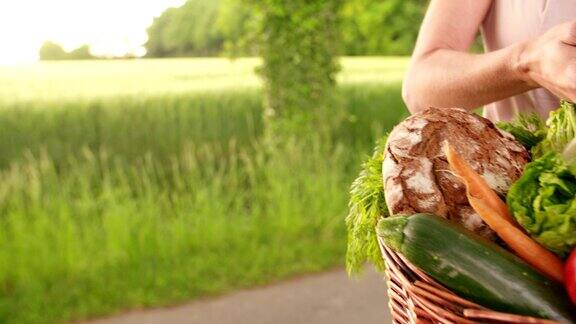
top-left (383, 108), bottom-right (529, 238)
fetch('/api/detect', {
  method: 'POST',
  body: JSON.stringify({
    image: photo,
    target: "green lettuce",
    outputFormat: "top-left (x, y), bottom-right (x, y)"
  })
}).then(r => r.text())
top-left (497, 113), bottom-right (546, 151)
top-left (507, 153), bottom-right (576, 257)
top-left (535, 101), bottom-right (576, 157)
top-left (507, 101), bottom-right (576, 258)
top-left (496, 101), bottom-right (576, 158)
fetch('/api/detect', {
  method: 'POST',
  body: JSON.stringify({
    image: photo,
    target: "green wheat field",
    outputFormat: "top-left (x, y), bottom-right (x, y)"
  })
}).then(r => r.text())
top-left (0, 57), bottom-right (408, 323)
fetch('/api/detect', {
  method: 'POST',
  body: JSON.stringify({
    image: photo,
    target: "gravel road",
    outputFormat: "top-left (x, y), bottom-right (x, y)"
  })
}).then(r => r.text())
top-left (87, 267), bottom-right (391, 324)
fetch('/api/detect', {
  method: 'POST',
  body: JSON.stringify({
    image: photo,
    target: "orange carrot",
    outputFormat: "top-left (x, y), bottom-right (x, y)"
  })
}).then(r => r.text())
top-left (445, 143), bottom-right (565, 282)
top-left (469, 196), bottom-right (565, 282)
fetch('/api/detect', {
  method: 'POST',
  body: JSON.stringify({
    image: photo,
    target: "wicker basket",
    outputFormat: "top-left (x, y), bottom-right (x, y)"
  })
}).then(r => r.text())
top-left (377, 237), bottom-right (559, 324)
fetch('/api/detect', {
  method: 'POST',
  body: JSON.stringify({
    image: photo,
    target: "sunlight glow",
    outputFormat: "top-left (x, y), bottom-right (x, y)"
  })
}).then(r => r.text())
top-left (0, 0), bottom-right (185, 65)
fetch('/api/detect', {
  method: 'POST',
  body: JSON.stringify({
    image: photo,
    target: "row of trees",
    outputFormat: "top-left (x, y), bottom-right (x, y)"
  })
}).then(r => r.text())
top-left (39, 42), bottom-right (142, 61)
top-left (39, 0), bottom-right (425, 60)
top-left (145, 0), bottom-right (426, 58)
top-left (39, 42), bottom-right (95, 60)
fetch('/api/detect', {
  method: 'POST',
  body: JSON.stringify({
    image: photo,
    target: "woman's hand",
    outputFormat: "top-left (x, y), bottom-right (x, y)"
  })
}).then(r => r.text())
top-left (402, 0), bottom-right (538, 113)
top-left (517, 21), bottom-right (576, 102)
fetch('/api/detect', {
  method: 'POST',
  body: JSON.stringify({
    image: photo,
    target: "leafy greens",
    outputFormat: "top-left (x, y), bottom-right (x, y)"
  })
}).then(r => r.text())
top-left (505, 101), bottom-right (576, 258)
top-left (345, 135), bottom-right (389, 275)
top-left (537, 101), bottom-right (576, 156)
top-left (507, 153), bottom-right (576, 257)
top-left (497, 113), bottom-right (546, 151)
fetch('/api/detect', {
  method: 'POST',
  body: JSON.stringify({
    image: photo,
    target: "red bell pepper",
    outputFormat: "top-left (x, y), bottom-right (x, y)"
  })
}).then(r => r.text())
top-left (567, 248), bottom-right (576, 305)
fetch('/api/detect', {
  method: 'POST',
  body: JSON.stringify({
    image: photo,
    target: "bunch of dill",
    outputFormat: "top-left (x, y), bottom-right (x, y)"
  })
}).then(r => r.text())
top-left (345, 135), bottom-right (390, 275)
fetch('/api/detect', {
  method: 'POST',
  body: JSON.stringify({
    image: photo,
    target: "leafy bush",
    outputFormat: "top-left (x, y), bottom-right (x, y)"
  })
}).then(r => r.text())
top-left (247, 0), bottom-right (344, 141)
top-left (342, 0), bottom-right (426, 55)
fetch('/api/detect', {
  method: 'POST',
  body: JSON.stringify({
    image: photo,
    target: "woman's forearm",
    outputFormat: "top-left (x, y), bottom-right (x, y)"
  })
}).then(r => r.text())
top-left (404, 0), bottom-right (576, 113)
top-left (402, 43), bottom-right (536, 113)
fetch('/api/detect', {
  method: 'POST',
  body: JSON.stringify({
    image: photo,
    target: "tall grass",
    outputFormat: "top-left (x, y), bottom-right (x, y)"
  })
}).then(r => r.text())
top-left (0, 79), bottom-right (407, 323)
top-left (0, 90), bottom-right (263, 169)
top-left (0, 138), bottom-right (350, 323)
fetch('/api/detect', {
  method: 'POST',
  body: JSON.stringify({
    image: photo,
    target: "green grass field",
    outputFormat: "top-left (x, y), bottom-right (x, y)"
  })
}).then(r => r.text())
top-left (0, 57), bottom-right (408, 103)
top-left (0, 57), bottom-right (409, 323)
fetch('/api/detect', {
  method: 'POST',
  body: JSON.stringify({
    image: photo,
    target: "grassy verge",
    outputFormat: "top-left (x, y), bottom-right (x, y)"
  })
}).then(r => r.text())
top-left (0, 82), bottom-right (406, 323)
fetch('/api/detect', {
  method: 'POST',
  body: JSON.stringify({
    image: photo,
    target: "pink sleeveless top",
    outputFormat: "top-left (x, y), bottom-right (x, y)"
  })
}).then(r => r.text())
top-left (481, 0), bottom-right (576, 122)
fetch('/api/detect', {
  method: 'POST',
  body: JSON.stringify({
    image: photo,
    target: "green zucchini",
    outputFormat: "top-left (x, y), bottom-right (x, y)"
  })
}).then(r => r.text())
top-left (377, 214), bottom-right (576, 323)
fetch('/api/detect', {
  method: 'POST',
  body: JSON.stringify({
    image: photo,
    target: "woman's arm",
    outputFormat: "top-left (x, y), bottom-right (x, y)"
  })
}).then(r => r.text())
top-left (403, 0), bottom-right (576, 113)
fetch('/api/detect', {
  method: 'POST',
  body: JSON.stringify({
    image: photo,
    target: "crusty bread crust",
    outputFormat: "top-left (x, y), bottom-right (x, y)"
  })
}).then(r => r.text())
top-left (383, 108), bottom-right (529, 239)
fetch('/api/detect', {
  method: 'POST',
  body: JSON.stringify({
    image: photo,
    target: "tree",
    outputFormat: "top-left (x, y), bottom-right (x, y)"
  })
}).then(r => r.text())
top-left (68, 45), bottom-right (94, 60)
top-left (217, 0), bottom-right (258, 56)
top-left (39, 41), bottom-right (68, 60)
top-left (146, 0), bottom-right (227, 57)
top-left (341, 0), bottom-right (426, 55)
top-left (247, 0), bottom-right (343, 135)
top-left (39, 42), bottom-right (95, 60)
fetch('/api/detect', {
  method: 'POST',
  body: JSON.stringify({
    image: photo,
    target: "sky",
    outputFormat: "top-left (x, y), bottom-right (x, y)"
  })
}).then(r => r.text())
top-left (0, 0), bottom-right (186, 65)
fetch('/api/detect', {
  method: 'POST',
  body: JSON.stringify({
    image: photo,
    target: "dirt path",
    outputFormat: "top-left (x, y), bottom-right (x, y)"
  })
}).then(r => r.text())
top-left (87, 267), bottom-right (391, 324)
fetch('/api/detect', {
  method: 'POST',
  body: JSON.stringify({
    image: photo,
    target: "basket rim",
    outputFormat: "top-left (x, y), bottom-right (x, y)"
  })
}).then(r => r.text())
top-left (377, 236), bottom-right (560, 324)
